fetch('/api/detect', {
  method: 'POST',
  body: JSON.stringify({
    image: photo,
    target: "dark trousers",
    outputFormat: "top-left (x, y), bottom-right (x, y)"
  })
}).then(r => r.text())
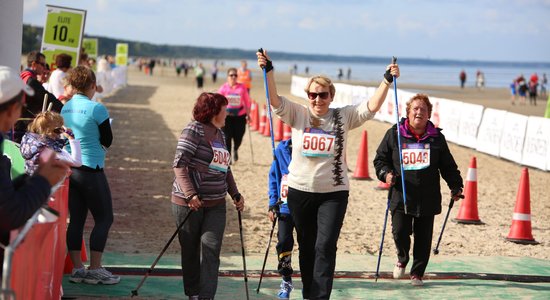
top-left (287, 188), bottom-right (348, 300)
top-left (172, 203), bottom-right (226, 298)
top-left (276, 213), bottom-right (295, 280)
top-left (223, 115), bottom-right (247, 156)
top-left (391, 210), bottom-right (435, 277)
top-left (66, 168), bottom-right (114, 252)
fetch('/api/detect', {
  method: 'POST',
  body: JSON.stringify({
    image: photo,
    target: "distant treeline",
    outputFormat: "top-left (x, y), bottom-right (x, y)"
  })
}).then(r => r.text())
top-left (22, 24), bottom-right (549, 68)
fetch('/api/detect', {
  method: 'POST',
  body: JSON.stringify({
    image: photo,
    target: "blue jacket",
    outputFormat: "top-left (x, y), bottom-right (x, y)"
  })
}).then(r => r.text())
top-left (268, 139), bottom-right (292, 215)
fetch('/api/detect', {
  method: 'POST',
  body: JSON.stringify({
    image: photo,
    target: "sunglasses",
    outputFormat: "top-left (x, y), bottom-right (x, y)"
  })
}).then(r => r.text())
top-left (229, 74), bottom-right (238, 77)
top-left (307, 92), bottom-right (330, 100)
top-left (53, 127), bottom-right (65, 134)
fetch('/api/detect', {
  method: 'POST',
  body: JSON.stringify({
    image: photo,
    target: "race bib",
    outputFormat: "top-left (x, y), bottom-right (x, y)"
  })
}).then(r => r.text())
top-left (280, 174), bottom-right (288, 204)
top-left (209, 141), bottom-right (230, 172)
top-left (301, 128), bottom-right (335, 157)
top-left (226, 94), bottom-right (242, 109)
top-left (402, 143), bottom-right (430, 170)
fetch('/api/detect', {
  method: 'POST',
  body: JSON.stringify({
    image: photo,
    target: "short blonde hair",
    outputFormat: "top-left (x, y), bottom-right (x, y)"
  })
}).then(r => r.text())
top-left (304, 75), bottom-right (336, 99)
top-left (27, 111), bottom-right (64, 137)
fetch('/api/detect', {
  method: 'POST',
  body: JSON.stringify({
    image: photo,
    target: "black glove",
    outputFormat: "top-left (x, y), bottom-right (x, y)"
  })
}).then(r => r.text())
top-left (268, 204), bottom-right (280, 214)
top-left (384, 68), bottom-right (393, 83)
top-left (258, 48), bottom-right (274, 73)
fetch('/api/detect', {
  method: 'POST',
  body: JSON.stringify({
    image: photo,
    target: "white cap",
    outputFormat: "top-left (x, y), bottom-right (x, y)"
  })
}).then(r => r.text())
top-left (0, 66), bottom-right (35, 105)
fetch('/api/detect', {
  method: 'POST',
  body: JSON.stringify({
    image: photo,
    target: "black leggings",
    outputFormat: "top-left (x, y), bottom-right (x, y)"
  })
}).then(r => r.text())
top-left (66, 168), bottom-right (114, 252)
top-left (223, 115), bottom-right (247, 155)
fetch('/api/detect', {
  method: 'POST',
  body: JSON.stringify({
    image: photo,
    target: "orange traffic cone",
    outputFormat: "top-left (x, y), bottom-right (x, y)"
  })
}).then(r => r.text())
top-left (374, 181), bottom-right (390, 190)
top-left (258, 105), bottom-right (266, 135)
top-left (283, 123), bottom-right (292, 141)
top-left (274, 118), bottom-right (283, 141)
top-left (454, 157), bottom-right (483, 224)
top-left (263, 115), bottom-right (271, 137)
top-left (249, 101), bottom-right (258, 131)
top-left (506, 168), bottom-right (538, 244)
top-left (352, 130), bottom-right (372, 180)
top-left (63, 238), bottom-right (88, 274)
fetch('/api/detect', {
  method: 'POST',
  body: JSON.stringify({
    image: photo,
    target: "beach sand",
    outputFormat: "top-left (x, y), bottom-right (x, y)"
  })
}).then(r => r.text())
top-left (96, 65), bottom-right (549, 263)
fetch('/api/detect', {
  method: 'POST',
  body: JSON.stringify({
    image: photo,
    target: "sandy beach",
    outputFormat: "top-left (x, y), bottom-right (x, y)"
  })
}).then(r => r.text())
top-left (96, 64), bottom-right (549, 264)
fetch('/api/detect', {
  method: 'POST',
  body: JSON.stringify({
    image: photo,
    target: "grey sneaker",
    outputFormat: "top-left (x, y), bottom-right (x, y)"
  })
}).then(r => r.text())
top-left (69, 267), bottom-right (87, 283)
top-left (83, 267), bottom-right (120, 285)
top-left (411, 275), bottom-right (424, 286)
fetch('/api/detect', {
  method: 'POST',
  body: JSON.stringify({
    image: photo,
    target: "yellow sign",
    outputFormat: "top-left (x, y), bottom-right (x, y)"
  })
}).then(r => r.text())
top-left (41, 5), bottom-right (86, 66)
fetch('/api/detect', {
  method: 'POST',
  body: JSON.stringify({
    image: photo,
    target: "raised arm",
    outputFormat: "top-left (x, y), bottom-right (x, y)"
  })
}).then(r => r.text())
top-left (367, 63), bottom-right (400, 113)
top-left (256, 49), bottom-right (282, 109)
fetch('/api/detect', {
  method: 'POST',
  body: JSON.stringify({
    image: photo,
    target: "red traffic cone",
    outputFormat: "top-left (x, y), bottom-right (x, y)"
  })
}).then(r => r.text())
top-left (283, 123), bottom-right (292, 141)
top-left (374, 181), bottom-right (390, 190)
top-left (63, 238), bottom-right (88, 274)
top-left (506, 168), bottom-right (538, 244)
top-left (258, 105), bottom-right (266, 134)
top-left (454, 157), bottom-right (483, 224)
top-left (249, 101), bottom-right (258, 131)
top-left (263, 114), bottom-right (271, 137)
top-left (352, 130), bottom-right (372, 180)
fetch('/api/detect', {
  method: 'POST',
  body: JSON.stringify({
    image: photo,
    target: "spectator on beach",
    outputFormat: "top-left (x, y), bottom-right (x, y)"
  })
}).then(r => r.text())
top-left (47, 53), bottom-right (72, 98)
top-left (61, 66), bottom-right (119, 285)
top-left (0, 66), bottom-right (69, 278)
top-left (14, 51), bottom-right (63, 143)
top-left (347, 67), bottom-right (352, 80)
top-left (148, 59), bottom-right (156, 76)
top-left (529, 76), bottom-right (538, 106)
top-left (20, 111), bottom-right (82, 177)
top-left (459, 70), bottom-right (466, 89)
top-left (171, 92), bottom-right (245, 299)
top-left (267, 138), bottom-right (296, 299)
top-left (237, 60), bottom-right (252, 92)
top-left (305, 66), bottom-right (309, 75)
top-left (541, 73), bottom-right (547, 98)
top-left (517, 74), bottom-right (528, 105)
top-left (256, 49), bottom-right (399, 299)
top-left (195, 63), bottom-right (205, 90)
top-left (218, 68), bottom-right (251, 163)
top-left (510, 79), bottom-right (517, 105)
top-left (338, 68), bottom-right (343, 80)
top-left (476, 70), bottom-right (485, 90)
top-left (374, 93), bottom-right (463, 287)
top-left (211, 62), bottom-right (219, 84)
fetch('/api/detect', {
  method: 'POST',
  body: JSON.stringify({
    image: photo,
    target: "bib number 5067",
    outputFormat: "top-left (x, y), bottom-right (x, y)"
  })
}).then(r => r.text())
top-left (303, 135), bottom-right (334, 151)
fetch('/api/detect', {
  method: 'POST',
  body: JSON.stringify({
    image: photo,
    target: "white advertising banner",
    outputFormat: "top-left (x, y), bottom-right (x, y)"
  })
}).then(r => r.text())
top-left (457, 103), bottom-right (484, 148)
top-left (290, 75), bottom-right (308, 100)
top-left (499, 112), bottom-right (528, 163)
top-left (332, 83), bottom-right (353, 108)
top-left (437, 98), bottom-right (462, 143)
top-left (476, 108), bottom-right (506, 156)
top-left (521, 116), bottom-right (550, 171)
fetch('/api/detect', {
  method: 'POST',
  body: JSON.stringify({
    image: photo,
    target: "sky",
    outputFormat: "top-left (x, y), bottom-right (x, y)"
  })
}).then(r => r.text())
top-left (22, 0), bottom-right (550, 63)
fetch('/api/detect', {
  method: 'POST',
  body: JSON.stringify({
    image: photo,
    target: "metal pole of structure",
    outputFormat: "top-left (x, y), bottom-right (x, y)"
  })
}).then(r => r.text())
top-left (0, 0), bottom-right (24, 70)
top-left (391, 56), bottom-right (408, 214)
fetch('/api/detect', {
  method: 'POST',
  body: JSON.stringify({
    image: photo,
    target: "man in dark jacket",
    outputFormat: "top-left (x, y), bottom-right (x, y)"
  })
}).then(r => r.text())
top-left (0, 66), bottom-right (69, 278)
top-left (374, 94), bottom-right (463, 287)
top-left (13, 51), bottom-right (63, 143)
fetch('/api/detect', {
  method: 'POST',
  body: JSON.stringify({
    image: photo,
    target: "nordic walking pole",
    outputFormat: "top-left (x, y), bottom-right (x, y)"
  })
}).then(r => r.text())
top-left (257, 200), bottom-right (282, 293)
top-left (374, 188), bottom-right (392, 282)
top-left (256, 47), bottom-right (282, 293)
top-left (131, 210), bottom-right (193, 297)
top-left (235, 194), bottom-right (250, 300)
top-left (433, 194), bottom-right (464, 255)
top-left (390, 56), bottom-right (408, 214)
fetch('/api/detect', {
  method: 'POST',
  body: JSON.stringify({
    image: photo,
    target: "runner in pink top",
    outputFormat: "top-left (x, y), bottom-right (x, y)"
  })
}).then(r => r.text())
top-left (218, 67), bottom-right (251, 163)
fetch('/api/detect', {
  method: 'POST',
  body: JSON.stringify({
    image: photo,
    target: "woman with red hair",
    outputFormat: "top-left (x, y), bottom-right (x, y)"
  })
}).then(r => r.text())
top-left (171, 92), bottom-right (246, 300)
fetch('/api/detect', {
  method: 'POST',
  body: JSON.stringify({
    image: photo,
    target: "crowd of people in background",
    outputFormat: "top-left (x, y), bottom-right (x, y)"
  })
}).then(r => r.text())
top-left (510, 72), bottom-right (546, 106)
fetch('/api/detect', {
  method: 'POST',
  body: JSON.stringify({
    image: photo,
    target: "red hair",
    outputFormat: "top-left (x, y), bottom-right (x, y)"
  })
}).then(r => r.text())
top-left (193, 92), bottom-right (228, 123)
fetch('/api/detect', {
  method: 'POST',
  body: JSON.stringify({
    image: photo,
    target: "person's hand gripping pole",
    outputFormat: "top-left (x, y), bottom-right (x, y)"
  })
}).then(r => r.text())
top-left (257, 48), bottom-right (277, 156)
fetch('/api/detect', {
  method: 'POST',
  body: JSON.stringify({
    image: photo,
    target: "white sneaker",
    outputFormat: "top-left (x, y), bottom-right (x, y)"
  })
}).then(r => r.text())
top-left (411, 275), bottom-right (424, 286)
top-left (83, 267), bottom-right (120, 285)
top-left (393, 262), bottom-right (406, 279)
top-left (69, 267), bottom-right (87, 283)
